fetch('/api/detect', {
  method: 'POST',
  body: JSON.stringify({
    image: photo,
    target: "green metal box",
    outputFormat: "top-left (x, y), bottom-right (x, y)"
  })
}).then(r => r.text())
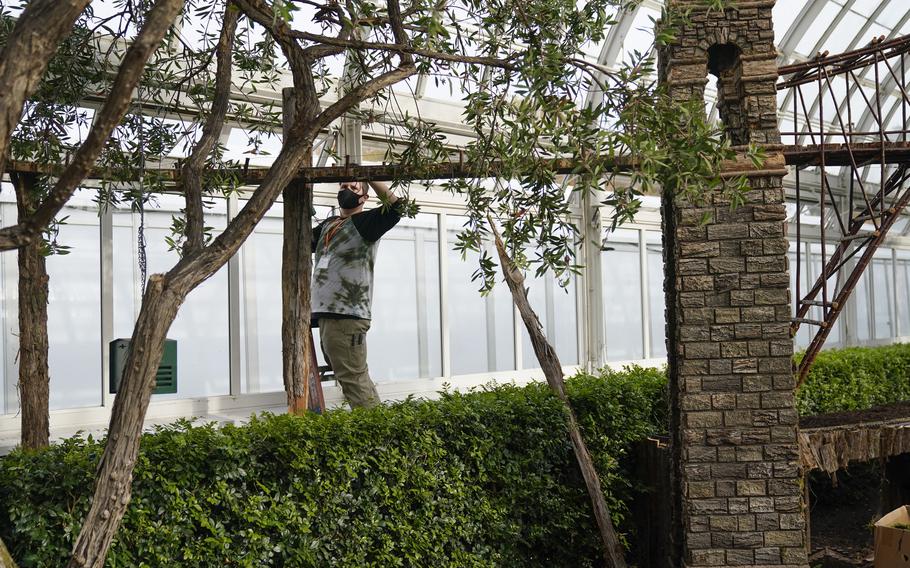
top-left (109, 338), bottom-right (177, 394)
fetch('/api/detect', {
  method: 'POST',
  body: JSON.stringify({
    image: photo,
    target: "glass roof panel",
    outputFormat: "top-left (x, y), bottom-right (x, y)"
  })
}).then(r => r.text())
top-left (826, 13), bottom-right (868, 54)
top-left (853, 0), bottom-right (881, 17)
top-left (880, 0), bottom-right (908, 25)
top-left (795, 4), bottom-right (841, 57)
top-left (773, 2), bottom-right (807, 46)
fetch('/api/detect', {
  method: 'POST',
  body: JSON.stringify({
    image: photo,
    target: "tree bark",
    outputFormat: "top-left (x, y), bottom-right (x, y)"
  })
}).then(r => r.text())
top-left (12, 173), bottom-right (50, 450)
top-left (281, 88), bottom-right (318, 414)
top-left (0, 536), bottom-right (17, 568)
top-left (182, 4), bottom-right (239, 256)
top-left (487, 218), bottom-right (628, 568)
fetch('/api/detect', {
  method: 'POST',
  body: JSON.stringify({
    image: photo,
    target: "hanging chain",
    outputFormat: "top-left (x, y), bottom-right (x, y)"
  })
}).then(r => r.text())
top-left (137, 116), bottom-right (148, 296)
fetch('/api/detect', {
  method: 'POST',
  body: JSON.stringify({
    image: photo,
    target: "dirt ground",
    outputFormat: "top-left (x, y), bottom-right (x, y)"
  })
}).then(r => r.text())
top-left (808, 463), bottom-right (879, 568)
top-left (799, 401), bottom-right (910, 430)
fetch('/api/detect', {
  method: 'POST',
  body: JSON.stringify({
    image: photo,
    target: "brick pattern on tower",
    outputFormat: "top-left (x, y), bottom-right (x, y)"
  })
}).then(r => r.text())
top-left (657, 2), bottom-right (809, 567)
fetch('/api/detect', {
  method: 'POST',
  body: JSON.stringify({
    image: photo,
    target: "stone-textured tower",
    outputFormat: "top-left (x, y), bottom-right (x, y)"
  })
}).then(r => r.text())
top-left (658, 2), bottom-right (809, 567)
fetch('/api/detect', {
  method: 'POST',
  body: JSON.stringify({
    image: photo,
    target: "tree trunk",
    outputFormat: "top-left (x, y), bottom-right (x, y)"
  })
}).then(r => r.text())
top-left (0, 536), bottom-right (17, 568)
top-left (281, 88), bottom-right (318, 414)
top-left (67, 275), bottom-right (184, 568)
top-left (12, 173), bottom-right (50, 450)
top-left (487, 219), bottom-right (627, 568)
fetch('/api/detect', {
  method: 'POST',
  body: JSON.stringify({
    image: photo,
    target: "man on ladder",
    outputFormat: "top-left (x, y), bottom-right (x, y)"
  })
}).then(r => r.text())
top-left (311, 179), bottom-right (405, 408)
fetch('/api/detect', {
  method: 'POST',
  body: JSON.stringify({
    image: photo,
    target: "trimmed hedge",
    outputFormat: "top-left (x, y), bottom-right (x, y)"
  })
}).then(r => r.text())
top-left (0, 367), bottom-right (666, 568)
top-left (797, 343), bottom-right (910, 415)
top-left (2, 343), bottom-right (910, 566)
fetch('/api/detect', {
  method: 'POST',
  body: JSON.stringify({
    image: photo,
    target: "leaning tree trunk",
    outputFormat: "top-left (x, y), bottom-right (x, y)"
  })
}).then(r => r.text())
top-left (487, 218), bottom-right (627, 568)
top-left (280, 88), bottom-right (318, 414)
top-left (67, 275), bottom-right (185, 568)
top-left (66, 107), bottom-right (321, 568)
top-left (0, 536), bottom-right (17, 568)
top-left (12, 173), bottom-right (50, 450)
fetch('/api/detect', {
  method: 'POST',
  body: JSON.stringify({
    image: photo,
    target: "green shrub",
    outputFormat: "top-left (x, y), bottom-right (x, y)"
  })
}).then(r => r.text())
top-left (797, 344), bottom-right (910, 415)
top-left (0, 368), bottom-right (666, 568)
top-left (3, 343), bottom-right (909, 567)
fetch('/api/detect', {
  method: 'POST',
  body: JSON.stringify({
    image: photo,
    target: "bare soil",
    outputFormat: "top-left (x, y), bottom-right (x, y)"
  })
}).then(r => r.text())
top-left (800, 401), bottom-right (910, 430)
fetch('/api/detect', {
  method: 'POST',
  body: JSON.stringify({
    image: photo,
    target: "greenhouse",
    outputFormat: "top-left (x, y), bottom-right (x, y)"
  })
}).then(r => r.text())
top-left (0, 0), bottom-right (908, 567)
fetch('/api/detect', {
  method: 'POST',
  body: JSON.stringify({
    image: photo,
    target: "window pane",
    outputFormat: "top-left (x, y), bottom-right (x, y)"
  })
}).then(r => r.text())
top-left (789, 244), bottom-right (811, 350)
top-left (807, 245), bottom-right (842, 347)
top-left (873, 255), bottom-right (894, 340)
top-left (855, 269), bottom-right (871, 342)
top-left (46, 191), bottom-right (102, 410)
top-left (238, 200), bottom-right (289, 394)
top-left (113, 194), bottom-right (229, 398)
top-left (370, 213), bottom-right (442, 381)
top-left (521, 269), bottom-right (579, 369)
top-left (447, 215), bottom-right (514, 375)
top-left (603, 229), bottom-right (643, 360)
top-left (646, 232), bottom-right (666, 358)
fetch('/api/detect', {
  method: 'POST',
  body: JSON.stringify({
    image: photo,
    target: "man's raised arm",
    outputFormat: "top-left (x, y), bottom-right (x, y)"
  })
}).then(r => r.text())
top-left (367, 180), bottom-right (400, 205)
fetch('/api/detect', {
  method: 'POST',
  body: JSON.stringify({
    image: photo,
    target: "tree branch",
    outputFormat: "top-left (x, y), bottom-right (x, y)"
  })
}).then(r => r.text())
top-left (182, 3), bottom-right (239, 256)
top-left (232, 0), bottom-right (317, 96)
top-left (313, 60), bottom-right (417, 134)
top-left (176, 60), bottom-right (415, 283)
top-left (0, 0), bottom-right (187, 252)
top-left (289, 29), bottom-right (517, 69)
top-left (0, 0), bottom-right (91, 176)
top-left (385, 0), bottom-right (413, 66)
top-left (0, 535), bottom-right (17, 568)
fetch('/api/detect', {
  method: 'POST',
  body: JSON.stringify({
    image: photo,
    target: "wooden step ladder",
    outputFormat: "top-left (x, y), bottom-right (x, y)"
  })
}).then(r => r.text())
top-left (303, 328), bottom-right (327, 413)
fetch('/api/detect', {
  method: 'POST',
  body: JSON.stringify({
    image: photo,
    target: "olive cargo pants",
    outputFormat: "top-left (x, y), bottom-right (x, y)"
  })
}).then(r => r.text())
top-left (318, 318), bottom-right (380, 408)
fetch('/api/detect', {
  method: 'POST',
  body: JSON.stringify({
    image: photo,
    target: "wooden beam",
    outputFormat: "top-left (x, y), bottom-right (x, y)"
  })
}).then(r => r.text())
top-left (5, 141), bottom-right (910, 188)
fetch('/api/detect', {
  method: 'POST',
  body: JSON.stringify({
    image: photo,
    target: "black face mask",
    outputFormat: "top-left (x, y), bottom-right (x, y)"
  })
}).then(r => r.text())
top-left (337, 188), bottom-right (362, 209)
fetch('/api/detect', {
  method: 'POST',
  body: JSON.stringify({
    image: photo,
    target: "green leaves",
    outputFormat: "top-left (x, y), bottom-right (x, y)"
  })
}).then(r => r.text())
top-left (0, 371), bottom-right (668, 567)
top-left (796, 344), bottom-right (910, 416)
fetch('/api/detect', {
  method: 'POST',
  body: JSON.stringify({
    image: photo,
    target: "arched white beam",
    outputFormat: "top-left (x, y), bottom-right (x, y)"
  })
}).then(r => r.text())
top-left (581, 1), bottom-right (647, 109)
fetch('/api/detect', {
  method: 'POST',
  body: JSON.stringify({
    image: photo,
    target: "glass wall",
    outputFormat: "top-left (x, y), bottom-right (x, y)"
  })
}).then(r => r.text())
top-left (237, 200), bottom-right (287, 394)
top-left (113, 194), bottom-right (230, 398)
top-left (46, 192), bottom-right (102, 409)
top-left (789, 242), bottom-right (811, 350)
top-left (370, 213), bottom-right (442, 380)
top-left (646, 232), bottom-right (667, 358)
top-left (872, 250), bottom-right (895, 340)
top-left (603, 228), bottom-right (644, 360)
top-left (521, 269), bottom-right (579, 368)
top-left (8, 179), bottom-right (910, 419)
top-left (447, 215), bottom-right (515, 375)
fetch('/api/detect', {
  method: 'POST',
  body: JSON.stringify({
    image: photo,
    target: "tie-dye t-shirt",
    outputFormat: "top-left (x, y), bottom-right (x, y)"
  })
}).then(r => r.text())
top-left (311, 204), bottom-right (402, 320)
